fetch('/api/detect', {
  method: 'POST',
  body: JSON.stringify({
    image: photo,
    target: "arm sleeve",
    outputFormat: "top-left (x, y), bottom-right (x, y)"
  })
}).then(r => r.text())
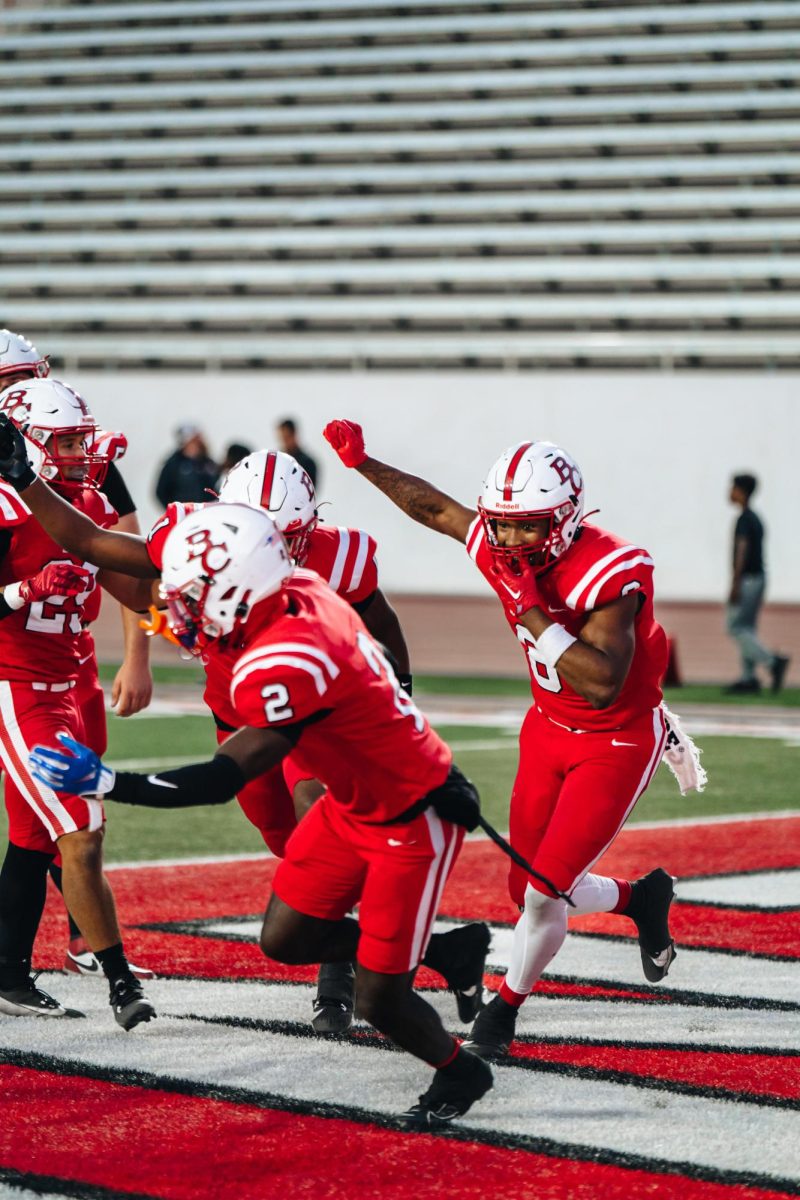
top-left (109, 754), bottom-right (246, 808)
top-left (102, 463), bottom-right (137, 519)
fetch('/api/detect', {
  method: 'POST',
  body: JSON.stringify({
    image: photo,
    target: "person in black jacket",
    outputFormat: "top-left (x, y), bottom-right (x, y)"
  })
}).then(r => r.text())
top-left (155, 424), bottom-right (219, 507)
top-left (725, 473), bottom-right (790, 694)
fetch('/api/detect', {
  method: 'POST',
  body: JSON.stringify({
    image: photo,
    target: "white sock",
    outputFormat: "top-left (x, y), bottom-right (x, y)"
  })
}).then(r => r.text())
top-left (504, 885), bottom-right (568, 996)
top-left (568, 873), bottom-right (622, 916)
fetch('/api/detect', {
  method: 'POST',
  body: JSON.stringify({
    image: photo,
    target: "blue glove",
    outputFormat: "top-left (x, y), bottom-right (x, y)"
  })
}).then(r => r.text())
top-left (30, 732), bottom-right (115, 796)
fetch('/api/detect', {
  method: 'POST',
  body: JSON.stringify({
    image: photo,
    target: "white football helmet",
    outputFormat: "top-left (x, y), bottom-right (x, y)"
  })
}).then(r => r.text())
top-left (0, 377), bottom-right (108, 491)
top-left (0, 329), bottom-right (49, 383)
top-left (478, 440), bottom-right (585, 573)
top-left (218, 449), bottom-right (318, 563)
top-left (159, 503), bottom-right (294, 655)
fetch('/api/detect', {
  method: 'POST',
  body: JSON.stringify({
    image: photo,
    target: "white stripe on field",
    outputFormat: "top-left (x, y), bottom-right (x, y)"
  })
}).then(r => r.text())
top-left (4, 976), bottom-right (797, 1184)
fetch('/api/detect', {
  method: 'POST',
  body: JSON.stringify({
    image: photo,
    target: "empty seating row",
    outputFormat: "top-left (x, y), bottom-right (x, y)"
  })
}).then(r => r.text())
top-left (2, 190), bottom-right (799, 231)
top-left (7, 58), bottom-right (800, 104)
top-left (8, 294), bottom-right (800, 320)
top-left (4, 2), bottom-right (798, 57)
top-left (4, 120), bottom-right (798, 167)
top-left (37, 330), bottom-right (800, 369)
top-left (3, 0), bottom-right (798, 369)
top-left (5, 220), bottom-right (799, 255)
top-left (7, 88), bottom-right (800, 141)
top-left (5, 28), bottom-right (800, 82)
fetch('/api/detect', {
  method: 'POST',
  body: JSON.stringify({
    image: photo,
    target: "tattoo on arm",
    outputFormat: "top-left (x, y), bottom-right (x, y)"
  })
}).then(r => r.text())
top-left (359, 459), bottom-right (474, 541)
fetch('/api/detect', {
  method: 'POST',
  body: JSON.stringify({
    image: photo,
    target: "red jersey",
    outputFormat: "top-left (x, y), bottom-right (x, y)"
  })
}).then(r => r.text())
top-left (0, 486), bottom-right (118, 683)
top-left (466, 517), bottom-right (667, 731)
top-left (213, 570), bottom-right (450, 822)
top-left (301, 524), bottom-right (378, 606)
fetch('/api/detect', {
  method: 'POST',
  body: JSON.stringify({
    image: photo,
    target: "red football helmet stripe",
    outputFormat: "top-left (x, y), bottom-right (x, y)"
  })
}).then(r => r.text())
top-left (260, 451), bottom-right (277, 511)
top-left (502, 442), bottom-right (533, 501)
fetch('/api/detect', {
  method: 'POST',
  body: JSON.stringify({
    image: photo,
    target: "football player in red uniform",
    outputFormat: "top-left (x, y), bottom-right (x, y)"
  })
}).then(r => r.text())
top-left (0, 330), bottom-right (154, 979)
top-left (30, 504), bottom-right (494, 1129)
top-left (0, 378), bottom-right (155, 1030)
top-left (323, 420), bottom-right (682, 1060)
top-left (0, 434), bottom-right (424, 1034)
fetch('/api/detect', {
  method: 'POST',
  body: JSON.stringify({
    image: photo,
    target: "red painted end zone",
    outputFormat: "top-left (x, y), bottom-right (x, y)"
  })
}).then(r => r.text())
top-left (1, 1065), bottom-right (792, 1200)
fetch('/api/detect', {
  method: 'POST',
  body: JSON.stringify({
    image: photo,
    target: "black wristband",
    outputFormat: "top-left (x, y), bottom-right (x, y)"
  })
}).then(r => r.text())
top-left (0, 595), bottom-right (15, 620)
top-left (109, 753), bottom-right (246, 808)
top-left (398, 673), bottom-right (413, 697)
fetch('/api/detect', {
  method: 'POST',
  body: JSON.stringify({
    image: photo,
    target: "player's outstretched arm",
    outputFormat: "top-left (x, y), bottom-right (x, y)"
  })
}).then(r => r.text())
top-left (29, 725), bottom-right (299, 808)
top-left (324, 418), bottom-right (475, 544)
top-left (0, 413), bottom-right (157, 578)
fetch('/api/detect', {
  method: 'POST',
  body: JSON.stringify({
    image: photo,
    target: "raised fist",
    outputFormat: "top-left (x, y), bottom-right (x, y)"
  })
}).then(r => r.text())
top-left (19, 562), bottom-right (93, 605)
top-left (0, 413), bottom-right (36, 492)
top-left (323, 419), bottom-right (367, 469)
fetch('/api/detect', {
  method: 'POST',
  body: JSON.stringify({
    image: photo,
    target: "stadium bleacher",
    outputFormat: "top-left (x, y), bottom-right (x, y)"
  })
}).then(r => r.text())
top-left (1, 0), bottom-right (799, 369)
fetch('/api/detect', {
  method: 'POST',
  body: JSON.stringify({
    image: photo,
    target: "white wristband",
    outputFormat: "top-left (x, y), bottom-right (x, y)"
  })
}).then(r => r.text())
top-left (535, 622), bottom-right (577, 669)
top-left (2, 582), bottom-right (26, 611)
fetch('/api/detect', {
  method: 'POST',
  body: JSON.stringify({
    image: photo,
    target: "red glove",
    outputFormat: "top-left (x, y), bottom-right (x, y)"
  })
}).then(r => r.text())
top-left (323, 419), bottom-right (367, 469)
top-left (18, 562), bottom-right (94, 605)
top-left (490, 556), bottom-right (540, 617)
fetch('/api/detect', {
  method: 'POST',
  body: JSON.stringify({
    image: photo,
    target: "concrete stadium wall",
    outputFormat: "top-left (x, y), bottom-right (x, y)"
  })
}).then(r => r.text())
top-left (74, 370), bottom-right (800, 602)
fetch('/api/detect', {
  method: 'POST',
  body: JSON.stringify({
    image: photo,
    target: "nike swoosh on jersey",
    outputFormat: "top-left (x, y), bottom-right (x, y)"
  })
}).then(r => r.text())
top-left (611, 739), bottom-right (637, 747)
top-left (146, 775), bottom-right (179, 789)
top-left (387, 837), bottom-right (416, 846)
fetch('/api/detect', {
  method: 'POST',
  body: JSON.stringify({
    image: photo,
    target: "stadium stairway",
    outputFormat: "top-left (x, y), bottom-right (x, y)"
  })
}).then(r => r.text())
top-left (1, 0), bottom-right (800, 370)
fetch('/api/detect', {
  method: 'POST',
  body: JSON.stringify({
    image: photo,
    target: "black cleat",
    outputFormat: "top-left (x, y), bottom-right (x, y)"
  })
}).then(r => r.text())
top-left (400, 1050), bottom-right (493, 1130)
top-left (423, 922), bottom-right (491, 1024)
top-left (110, 975), bottom-right (156, 1031)
top-left (771, 655), bottom-right (790, 694)
top-left (723, 679), bottom-right (761, 695)
top-left (462, 993), bottom-right (518, 1061)
top-left (311, 960), bottom-right (356, 1035)
top-left (0, 970), bottom-right (85, 1019)
top-left (625, 868), bottom-right (677, 983)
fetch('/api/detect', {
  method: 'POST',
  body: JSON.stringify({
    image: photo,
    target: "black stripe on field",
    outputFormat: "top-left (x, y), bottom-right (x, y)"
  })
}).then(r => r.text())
top-left (579, 929), bottom-right (800, 965)
top-left (0, 1167), bottom-right (158, 1200)
top-left (138, 913), bottom-right (800, 967)
top-left (674, 900), bottom-right (800, 915)
top-left (3, 1048), bottom-right (799, 1199)
top-left (173, 1011), bottom-right (800, 1112)
top-left (72, 966), bottom-right (799, 1014)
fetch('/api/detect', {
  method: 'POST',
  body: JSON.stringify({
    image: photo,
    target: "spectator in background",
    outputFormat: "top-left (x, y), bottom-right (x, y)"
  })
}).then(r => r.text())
top-left (216, 442), bottom-right (252, 490)
top-left (155, 424), bottom-right (218, 507)
top-left (276, 418), bottom-right (318, 487)
top-left (725, 472), bottom-right (790, 694)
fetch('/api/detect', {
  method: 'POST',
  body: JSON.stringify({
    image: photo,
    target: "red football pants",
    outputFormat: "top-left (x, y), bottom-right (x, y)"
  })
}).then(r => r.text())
top-left (0, 680), bottom-right (105, 853)
top-left (215, 726), bottom-right (298, 858)
top-left (508, 705), bottom-right (667, 904)
top-left (272, 794), bottom-right (464, 974)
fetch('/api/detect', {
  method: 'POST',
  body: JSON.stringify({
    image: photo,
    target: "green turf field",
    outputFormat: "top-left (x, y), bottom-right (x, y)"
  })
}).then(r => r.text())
top-left (2, 691), bottom-right (796, 861)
